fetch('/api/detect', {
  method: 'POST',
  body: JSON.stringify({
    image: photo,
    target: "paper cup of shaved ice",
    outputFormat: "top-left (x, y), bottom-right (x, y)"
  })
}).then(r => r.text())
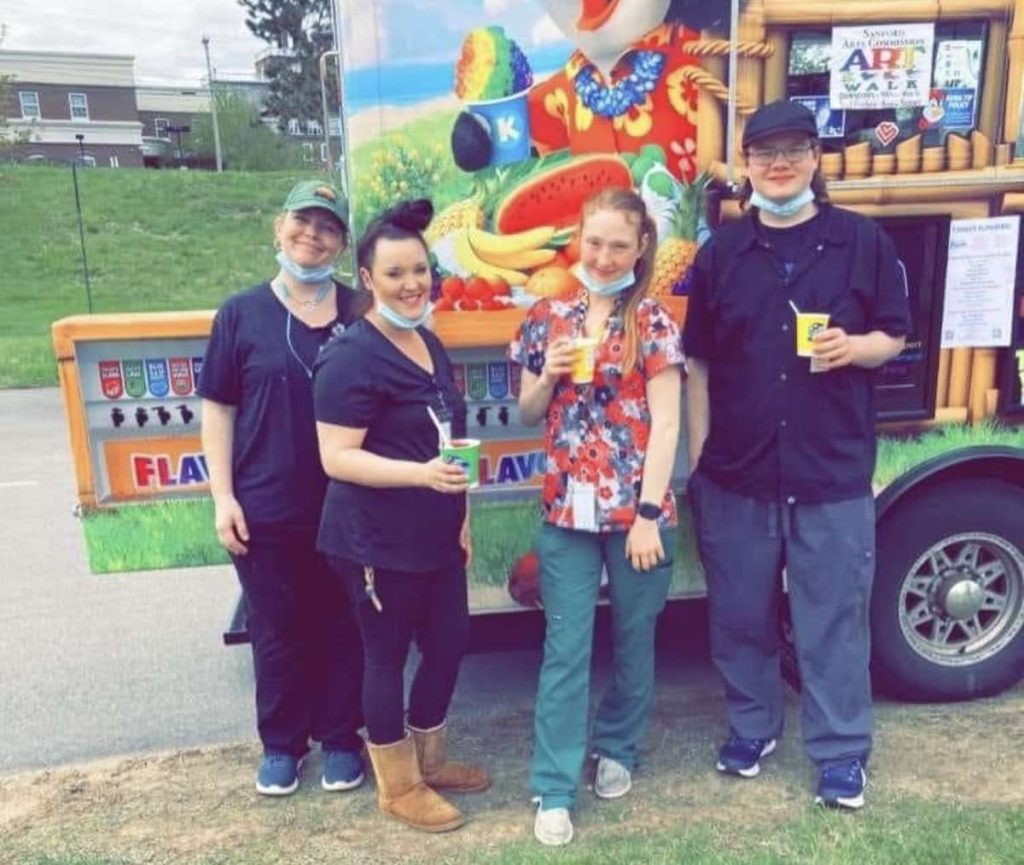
top-left (455, 26), bottom-right (533, 166)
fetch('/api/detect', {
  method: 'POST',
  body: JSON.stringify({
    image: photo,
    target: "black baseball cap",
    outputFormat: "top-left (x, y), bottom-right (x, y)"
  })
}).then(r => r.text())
top-left (743, 100), bottom-right (819, 148)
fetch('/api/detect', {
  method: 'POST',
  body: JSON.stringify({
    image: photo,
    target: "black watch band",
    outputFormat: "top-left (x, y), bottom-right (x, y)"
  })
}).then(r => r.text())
top-left (637, 501), bottom-right (661, 520)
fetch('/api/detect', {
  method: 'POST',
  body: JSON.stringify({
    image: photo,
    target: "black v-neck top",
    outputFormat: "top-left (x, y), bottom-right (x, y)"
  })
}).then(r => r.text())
top-left (313, 318), bottom-right (468, 571)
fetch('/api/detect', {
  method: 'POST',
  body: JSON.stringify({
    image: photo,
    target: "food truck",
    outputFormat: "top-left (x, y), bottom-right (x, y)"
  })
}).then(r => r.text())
top-left (53, 0), bottom-right (1024, 702)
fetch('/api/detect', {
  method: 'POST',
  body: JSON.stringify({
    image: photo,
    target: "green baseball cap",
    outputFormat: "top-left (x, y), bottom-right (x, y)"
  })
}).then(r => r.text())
top-left (282, 180), bottom-right (349, 226)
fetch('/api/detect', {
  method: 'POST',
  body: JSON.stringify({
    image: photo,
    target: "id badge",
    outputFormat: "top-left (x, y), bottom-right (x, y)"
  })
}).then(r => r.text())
top-left (570, 481), bottom-right (597, 531)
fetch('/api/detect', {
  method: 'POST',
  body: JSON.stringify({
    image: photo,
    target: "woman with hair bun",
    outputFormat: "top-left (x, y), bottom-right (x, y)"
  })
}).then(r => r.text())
top-left (314, 199), bottom-right (488, 833)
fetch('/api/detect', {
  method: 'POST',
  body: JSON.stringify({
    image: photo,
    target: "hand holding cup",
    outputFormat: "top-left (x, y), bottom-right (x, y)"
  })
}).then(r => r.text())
top-left (811, 327), bottom-right (855, 370)
top-left (542, 336), bottom-right (576, 384)
top-left (421, 456), bottom-right (470, 494)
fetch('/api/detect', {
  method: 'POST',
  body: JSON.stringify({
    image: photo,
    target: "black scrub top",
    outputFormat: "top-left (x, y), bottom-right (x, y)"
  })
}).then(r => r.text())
top-left (313, 317), bottom-right (468, 572)
top-left (684, 204), bottom-right (911, 504)
top-left (197, 281), bottom-right (360, 528)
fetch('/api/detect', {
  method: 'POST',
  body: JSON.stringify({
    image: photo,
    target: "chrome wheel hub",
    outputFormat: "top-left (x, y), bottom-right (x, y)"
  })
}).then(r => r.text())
top-left (897, 533), bottom-right (1024, 667)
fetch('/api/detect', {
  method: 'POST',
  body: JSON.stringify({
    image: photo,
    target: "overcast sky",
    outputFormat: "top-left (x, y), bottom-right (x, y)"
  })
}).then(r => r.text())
top-left (1, 0), bottom-right (569, 80)
top-left (1, 0), bottom-right (268, 84)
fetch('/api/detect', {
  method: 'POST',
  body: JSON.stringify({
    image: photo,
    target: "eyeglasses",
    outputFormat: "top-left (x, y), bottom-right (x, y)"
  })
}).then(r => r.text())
top-left (747, 144), bottom-right (815, 166)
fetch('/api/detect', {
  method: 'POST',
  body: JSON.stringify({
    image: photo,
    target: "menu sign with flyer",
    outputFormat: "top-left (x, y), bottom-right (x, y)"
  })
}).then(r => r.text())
top-left (941, 217), bottom-right (1021, 348)
top-left (830, 23), bottom-right (934, 111)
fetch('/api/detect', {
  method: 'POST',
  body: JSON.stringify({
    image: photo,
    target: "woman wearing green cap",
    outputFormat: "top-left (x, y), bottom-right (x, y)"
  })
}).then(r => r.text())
top-left (198, 179), bottom-right (369, 797)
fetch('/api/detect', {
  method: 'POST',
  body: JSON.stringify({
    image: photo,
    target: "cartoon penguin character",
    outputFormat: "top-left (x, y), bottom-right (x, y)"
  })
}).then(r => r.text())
top-left (452, 0), bottom-right (738, 181)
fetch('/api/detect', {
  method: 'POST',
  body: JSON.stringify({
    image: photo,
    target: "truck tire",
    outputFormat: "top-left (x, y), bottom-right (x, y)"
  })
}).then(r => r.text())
top-left (872, 479), bottom-right (1024, 701)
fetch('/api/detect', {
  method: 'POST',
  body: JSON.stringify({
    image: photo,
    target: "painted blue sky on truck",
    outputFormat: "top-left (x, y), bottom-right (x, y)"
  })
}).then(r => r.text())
top-left (339, 0), bottom-right (569, 69)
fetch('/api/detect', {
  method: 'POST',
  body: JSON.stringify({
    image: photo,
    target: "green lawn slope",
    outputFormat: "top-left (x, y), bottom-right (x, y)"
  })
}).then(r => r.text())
top-left (0, 165), bottom-right (314, 387)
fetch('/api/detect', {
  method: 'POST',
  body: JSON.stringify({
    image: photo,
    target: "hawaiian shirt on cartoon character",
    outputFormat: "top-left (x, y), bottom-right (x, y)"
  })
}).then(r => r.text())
top-left (452, 0), bottom-right (741, 182)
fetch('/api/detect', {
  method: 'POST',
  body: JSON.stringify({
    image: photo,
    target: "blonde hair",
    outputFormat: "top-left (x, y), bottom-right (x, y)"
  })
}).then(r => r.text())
top-left (579, 188), bottom-right (657, 375)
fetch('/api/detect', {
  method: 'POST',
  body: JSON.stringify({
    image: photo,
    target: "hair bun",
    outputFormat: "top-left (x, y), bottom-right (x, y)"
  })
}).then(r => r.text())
top-left (383, 199), bottom-right (433, 233)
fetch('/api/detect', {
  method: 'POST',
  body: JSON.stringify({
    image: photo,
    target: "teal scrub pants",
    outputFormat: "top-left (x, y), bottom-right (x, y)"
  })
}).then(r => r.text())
top-left (529, 522), bottom-right (676, 810)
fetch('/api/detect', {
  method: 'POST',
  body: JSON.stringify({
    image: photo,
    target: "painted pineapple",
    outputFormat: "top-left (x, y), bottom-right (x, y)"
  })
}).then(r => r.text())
top-left (425, 197), bottom-right (485, 245)
top-left (649, 175), bottom-right (706, 297)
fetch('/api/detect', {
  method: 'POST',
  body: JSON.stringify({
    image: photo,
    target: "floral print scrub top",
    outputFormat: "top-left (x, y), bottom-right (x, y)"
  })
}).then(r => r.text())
top-left (508, 293), bottom-right (685, 533)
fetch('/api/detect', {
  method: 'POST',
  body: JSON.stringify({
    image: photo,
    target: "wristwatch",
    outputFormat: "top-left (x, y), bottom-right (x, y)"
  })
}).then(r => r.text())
top-left (636, 501), bottom-right (661, 520)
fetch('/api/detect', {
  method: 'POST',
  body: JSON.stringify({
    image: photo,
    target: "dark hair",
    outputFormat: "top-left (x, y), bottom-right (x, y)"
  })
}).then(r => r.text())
top-left (357, 199), bottom-right (434, 273)
top-left (579, 187), bottom-right (657, 376)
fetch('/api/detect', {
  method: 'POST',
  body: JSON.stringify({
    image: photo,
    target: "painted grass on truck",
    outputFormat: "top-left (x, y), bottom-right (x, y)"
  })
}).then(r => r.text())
top-left (80, 492), bottom-right (706, 593)
top-left (81, 496), bottom-right (544, 579)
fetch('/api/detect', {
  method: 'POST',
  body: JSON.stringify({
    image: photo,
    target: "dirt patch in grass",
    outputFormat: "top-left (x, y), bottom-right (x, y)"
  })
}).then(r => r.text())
top-left (1, 681), bottom-right (1020, 865)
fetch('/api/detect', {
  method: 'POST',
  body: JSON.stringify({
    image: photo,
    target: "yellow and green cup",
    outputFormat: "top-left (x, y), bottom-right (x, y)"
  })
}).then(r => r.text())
top-left (796, 312), bottom-right (830, 358)
top-left (441, 438), bottom-right (481, 489)
top-left (571, 336), bottom-right (600, 385)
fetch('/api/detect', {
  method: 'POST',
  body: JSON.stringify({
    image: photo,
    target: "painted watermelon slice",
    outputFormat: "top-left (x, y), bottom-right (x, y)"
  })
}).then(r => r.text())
top-left (494, 154), bottom-right (633, 234)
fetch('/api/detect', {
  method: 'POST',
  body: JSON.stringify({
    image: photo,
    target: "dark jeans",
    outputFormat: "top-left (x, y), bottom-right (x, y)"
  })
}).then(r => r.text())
top-left (232, 524), bottom-right (363, 757)
top-left (689, 470), bottom-right (875, 766)
top-left (330, 557), bottom-right (470, 746)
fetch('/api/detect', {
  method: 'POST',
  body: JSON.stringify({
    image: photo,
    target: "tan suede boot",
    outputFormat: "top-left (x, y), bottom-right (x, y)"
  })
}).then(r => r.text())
top-left (409, 721), bottom-right (491, 793)
top-left (366, 736), bottom-right (465, 833)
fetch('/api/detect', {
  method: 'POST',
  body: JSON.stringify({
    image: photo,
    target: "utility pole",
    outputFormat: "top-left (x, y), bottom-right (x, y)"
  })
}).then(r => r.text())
top-left (202, 35), bottom-right (223, 173)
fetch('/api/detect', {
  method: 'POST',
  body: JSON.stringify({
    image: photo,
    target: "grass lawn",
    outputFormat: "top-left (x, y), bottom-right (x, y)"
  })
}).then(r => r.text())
top-left (2, 686), bottom-right (1021, 865)
top-left (0, 165), bottom-right (313, 388)
top-left (9, 801), bottom-right (1023, 865)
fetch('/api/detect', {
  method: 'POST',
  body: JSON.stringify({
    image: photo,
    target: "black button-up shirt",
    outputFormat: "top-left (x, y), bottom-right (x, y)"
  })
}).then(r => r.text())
top-left (683, 203), bottom-right (910, 504)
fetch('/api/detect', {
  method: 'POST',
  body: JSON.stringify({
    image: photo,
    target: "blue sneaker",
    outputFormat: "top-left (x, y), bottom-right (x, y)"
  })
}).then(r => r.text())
top-left (815, 759), bottom-right (867, 809)
top-left (322, 749), bottom-right (365, 792)
top-left (256, 753), bottom-right (302, 796)
top-left (716, 733), bottom-right (777, 778)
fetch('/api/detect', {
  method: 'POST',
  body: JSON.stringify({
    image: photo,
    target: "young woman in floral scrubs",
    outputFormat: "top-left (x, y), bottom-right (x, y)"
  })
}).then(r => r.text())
top-left (509, 188), bottom-right (685, 846)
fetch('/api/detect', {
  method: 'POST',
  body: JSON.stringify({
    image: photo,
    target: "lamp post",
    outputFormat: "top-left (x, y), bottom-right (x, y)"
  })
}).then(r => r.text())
top-left (202, 36), bottom-right (224, 173)
top-left (70, 135), bottom-right (93, 312)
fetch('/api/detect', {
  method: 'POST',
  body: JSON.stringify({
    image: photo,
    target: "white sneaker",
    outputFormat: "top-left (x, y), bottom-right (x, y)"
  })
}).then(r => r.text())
top-left (593, 756), bottom-right (632, 799)
top-left (534, 804), bottom-right (574, 846)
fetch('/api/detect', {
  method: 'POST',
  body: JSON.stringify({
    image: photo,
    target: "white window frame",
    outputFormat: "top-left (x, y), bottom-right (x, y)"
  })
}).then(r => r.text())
top-left (287, 117), bottom-right (301, 136)
top-left (68, 92), bottom-right (89, 122)
top-left (301, 141), bottom-right (315, 163)
top-left (153, 117), bottom-right (170, 138)
top-left (306, 118), bottom-right (323, 136)
top-left (109, 155), bottom-right (120, 168)
top-left (19, 91), bottom-right (41, 119)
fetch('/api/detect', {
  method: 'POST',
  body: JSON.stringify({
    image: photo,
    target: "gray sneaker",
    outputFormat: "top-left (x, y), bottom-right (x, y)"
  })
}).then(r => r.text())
top-left (534, 803), bottom-right (574, 846)
top-left (593, 756), bottom-right (632, 799)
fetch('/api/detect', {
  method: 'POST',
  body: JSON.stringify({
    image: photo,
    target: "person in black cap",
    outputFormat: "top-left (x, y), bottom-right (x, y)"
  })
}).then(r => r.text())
top-left (683, 100), bottom-right (910, 808)
top-left (199, 180), bottom-right (368, 797)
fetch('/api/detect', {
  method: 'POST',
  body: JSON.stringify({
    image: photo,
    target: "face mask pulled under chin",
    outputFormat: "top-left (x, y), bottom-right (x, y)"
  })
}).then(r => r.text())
top-left (375, 300), bottom-right (434, 330)
top-left (573, 263), bottom-right (636, 297)
top-left (276, 250), bottom-right (336, 284)
top-left (750, 186), bottom-right (815, 218)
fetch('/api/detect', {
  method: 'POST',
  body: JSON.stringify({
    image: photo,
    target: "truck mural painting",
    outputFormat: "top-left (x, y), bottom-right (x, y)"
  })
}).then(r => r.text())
top-left (53, 0), bottom-right (1024, 703)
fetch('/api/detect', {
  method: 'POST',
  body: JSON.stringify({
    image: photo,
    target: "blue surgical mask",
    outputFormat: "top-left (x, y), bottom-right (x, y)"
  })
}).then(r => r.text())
top-left (276, 250), bottom-right (336, 284)
top-left (376, 301), bottom-right (434, 330)
top-left (750, 187), bottom-right (815, 218)
top-left (573, 263), bottom-right (636, 297)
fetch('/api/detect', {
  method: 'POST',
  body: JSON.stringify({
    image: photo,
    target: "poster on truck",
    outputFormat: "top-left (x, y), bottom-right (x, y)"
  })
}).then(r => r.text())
top-left (335, 0), bottom-right (756, 606)
top-left (337, 0), bottom-right (752, 307)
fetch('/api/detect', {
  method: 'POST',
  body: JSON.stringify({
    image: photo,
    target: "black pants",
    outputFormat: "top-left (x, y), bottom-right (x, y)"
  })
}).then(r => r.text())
top-left (331, 557), bottom-right (470, 745)
top-left (232, 525), bottom-right (363, 757)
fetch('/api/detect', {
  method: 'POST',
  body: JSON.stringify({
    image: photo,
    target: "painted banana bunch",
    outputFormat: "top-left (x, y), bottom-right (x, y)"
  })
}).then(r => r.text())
top-left (453, 225), bottom-right (558, 286)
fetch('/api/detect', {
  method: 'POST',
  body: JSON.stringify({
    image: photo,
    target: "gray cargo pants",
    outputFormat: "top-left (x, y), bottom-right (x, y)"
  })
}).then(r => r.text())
top-left (689, 469), bottom-right (875, 766)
